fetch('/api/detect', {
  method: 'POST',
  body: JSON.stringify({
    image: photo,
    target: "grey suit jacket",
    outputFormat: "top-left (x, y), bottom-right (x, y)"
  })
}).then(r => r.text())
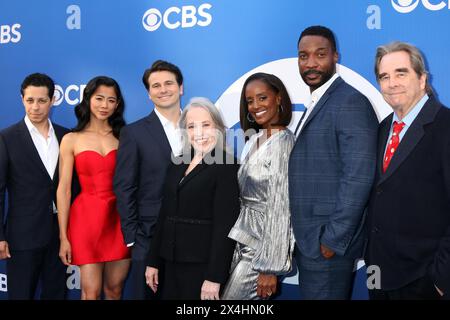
top-left (289, 76), bottom-right (378, 259)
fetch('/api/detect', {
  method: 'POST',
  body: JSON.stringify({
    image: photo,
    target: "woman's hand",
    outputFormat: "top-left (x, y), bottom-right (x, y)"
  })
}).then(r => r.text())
top-left (257, 273), bottom-right (277, 299)
top-left (145, 267), bottom-right (159, 293)
top-left (201, 280), bottom-right (220, 300)
top-left (59, 238), bottom-right (72, 265)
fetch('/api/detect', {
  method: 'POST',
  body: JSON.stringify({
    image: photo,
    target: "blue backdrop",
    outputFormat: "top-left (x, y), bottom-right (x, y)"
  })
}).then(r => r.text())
top-left (1, 0), bottom-right (449, 299)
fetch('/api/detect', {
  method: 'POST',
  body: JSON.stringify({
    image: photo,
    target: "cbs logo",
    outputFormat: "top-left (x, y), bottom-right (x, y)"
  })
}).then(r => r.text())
top-left (54, 84), bottom-right (86, 107)
top-left (392, 0), bottom-right (449, 13)
top-left (0, 23), bottom-right (21, 44)
top-left (142, 3), bottom-right (212, 31)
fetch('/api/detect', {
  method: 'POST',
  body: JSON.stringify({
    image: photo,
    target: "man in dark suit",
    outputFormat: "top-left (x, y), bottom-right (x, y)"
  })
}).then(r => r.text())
top-left (288, 26), bottom-right (378, 299)
top-left (113, 60), bottom-right (184, 299)
top-left (365, 41), bottom-right (450, 300)
top-left (0, 73), bottom-right (69, 299)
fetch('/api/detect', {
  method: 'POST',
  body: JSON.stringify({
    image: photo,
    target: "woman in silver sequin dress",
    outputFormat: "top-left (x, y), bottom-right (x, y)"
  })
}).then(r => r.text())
top-left (221, 73), bottom-right (295, 300)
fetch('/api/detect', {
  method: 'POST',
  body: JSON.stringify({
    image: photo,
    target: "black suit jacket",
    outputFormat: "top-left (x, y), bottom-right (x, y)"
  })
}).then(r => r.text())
top-left (0, 120), bottom-right (69, 250)
top-left (365, 97), bottom-right (450, 295)
top-left (147, 150), bottom-right (240, 284)
top-left (113, 111), bottom-right (173, 260)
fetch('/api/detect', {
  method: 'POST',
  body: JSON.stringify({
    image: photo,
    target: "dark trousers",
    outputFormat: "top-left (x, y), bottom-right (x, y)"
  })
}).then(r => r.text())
top-left (369, 275), bottom-right (443, 300)
top-left (7, 221), bottom-right (66, 300)
top-left (127, 259), bottom-right (160, 300)
top-left (163, 260), bottom-right (206, 300)
top-left (295, 246), bottom-right (355, 300)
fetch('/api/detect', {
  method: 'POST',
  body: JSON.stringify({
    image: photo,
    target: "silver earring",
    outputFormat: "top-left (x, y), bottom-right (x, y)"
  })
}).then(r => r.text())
top-left (279, 105), bottom-right (284, 113)
top-left (247, 112), bottom-right (255, 123)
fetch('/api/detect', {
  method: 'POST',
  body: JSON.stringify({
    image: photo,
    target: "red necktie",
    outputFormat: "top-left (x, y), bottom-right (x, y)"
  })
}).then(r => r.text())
top-left (383, 121), bottom-right (405, 173)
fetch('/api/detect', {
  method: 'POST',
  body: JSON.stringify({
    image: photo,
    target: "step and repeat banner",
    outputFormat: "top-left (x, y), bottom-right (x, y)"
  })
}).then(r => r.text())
top-left (1, 0), bottom-right (450, 299)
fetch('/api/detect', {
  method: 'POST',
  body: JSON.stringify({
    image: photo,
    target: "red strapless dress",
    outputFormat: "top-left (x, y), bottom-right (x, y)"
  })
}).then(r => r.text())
top-left (68, 150), bottom-right (130, 265)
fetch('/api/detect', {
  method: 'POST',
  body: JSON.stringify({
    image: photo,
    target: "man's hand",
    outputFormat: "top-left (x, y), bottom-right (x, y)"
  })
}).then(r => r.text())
top-left (145, 266), bottom-right (159, 293)
top-left (320, 244), bottom-right (335, 259)
top-left (0, 241), bottom-right (11, 260)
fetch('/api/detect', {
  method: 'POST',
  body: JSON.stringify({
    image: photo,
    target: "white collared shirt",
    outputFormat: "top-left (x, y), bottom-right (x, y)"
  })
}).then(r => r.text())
top-left (154, 108), bottom-right (182, 157)
top-left (24, 115), bottom-right (59, 213)
top-left (296, 73), bottom-right (340, 137)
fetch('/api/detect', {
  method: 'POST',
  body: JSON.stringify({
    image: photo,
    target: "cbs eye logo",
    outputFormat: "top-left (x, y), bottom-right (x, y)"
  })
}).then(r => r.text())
top-left (142, 3), bottom-right (212, 31)
top-left (391, 0), bottom-right (448, 13)
top-left (54, 84), bottom-right (86, 106)
top-left (142, 8), bottom-right (162, 32)
top-left (391, 0), bottom-right (420, 13)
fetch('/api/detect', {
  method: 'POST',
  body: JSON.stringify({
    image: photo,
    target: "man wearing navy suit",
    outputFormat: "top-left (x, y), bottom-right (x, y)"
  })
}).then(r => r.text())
top-left (0, 73), bottom-right (68, 299)
top-left (114, 60), bottom-right (184, 299)
top-left (289, 26), bottom-right (378, 299)
top-left (365, 42), bottom-right (450, 300)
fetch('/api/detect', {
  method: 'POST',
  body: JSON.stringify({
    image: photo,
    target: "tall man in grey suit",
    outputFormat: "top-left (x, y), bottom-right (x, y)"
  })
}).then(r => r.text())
top-left (365, 42), bottom-right (450, 300)
top-left (114, 60), bottom-right (184, 299)
top-left (289, 26), bottom-right (378, 299)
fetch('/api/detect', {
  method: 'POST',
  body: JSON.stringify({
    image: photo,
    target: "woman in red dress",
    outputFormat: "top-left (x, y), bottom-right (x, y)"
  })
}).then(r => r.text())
top-left (57, 76), bottom-right (130, 300)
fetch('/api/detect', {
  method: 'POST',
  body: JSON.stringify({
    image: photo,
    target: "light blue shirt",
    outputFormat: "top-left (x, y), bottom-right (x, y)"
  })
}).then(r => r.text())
top-left (384, 94), bottom-right (429, 157)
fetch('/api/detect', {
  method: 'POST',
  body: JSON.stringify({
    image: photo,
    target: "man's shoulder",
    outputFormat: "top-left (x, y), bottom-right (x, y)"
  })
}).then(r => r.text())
top-left (0, 120), bottom-right (23, 138)
top-left (333, 78), bottom-right (366, 98)
top-left (433, 102), bottom-right (450, 129)
top-left (123, 114), bottom-right (154, 131)
top-left (52, 122), bottom-right (70, 133)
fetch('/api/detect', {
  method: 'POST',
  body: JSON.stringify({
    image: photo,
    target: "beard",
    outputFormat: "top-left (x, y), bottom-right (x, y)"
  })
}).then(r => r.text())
top-left (301, 68), bottom-right (335, 91)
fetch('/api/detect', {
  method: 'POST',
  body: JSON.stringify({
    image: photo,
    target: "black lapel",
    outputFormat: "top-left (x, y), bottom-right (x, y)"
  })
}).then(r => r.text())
top-left (178, 148), bottom-right (217, 189)
top-left (299, 76), bottom-right (343, 133)
top-left (18, 120), bottom-right (52, 180)
top-left (378, 97), bottom-right (440, 185)
top-left (52, 122), bottom-right (68, 182)
top-left (143, 111), bottom-right (173, 161)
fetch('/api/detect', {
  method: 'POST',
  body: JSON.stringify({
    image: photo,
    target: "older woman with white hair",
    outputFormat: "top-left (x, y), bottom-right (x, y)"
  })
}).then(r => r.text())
top-left (145, 97), bottom-right (240, 300)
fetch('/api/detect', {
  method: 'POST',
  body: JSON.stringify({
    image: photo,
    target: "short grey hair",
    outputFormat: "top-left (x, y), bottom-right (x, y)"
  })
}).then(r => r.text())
top-left (179, 97), bottom-right (228, 152)
top-left (374, 41), bottom-right (433, 95)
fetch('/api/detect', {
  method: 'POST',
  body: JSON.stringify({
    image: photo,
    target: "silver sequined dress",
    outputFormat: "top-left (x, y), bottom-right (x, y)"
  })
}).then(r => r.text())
top-left (221, 129), bottom-right (295, 300)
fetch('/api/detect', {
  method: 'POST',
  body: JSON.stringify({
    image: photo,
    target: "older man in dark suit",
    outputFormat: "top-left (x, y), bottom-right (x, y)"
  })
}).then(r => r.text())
top-left (0, 73), bottom-right (69, 299)
top-left (365, 41), bottom-right (450, 300)
top-left (289, 26), bottom-right (378, 299)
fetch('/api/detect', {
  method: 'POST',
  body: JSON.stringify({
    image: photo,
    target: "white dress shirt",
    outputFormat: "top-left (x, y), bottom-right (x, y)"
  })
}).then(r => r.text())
top-left (295, 73), bottom-right (340, 137)
top-left (154, 108), bottom-right (182, 157)
top-left (24, 116), bottom-right (59, 213)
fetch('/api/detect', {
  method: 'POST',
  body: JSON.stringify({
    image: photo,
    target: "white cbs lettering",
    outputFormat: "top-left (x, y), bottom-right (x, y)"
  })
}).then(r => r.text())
top-left (143, 3), bottom-right (212, 31)
top-left (392, 0), bottom-right (449, 13)
top-left (182, 6), bottom-right (197, 28)
top-left (54, 84), bottom-right (86, 106)
top-left (164, 7), bottom-right (181, 30)
top-left (0, 273), bottom-right (7, 292)
top-left (197, 3), bottom-right (213, 27)
top-left (0, 24), bottom-right (21, 44)
top-left (66, 265), bottom-right (80, 290)
top-left (66, 5), bottom-right (81, 30)
top-left (422, 0), bottom-right (446, 10)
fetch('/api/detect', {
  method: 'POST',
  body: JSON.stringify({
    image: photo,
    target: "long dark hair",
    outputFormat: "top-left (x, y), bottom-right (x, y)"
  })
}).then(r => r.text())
top-left (239, 72), bottom-right (292, 133)
top-left (73, 76), bottom-right (126, 138)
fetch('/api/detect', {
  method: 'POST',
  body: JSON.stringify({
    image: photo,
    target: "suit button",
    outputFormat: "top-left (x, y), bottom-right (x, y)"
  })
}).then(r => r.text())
top-left (372, 227), bottom-right (379, 233)
top-left (376, 187), bottom-right (382, 195)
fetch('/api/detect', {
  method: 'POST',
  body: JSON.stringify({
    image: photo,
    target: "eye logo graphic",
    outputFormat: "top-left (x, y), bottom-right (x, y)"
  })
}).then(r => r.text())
top-left (54, 85), bottom-right (64, 106)
top-left (391, 0), bottom-right (420, 13)
top-left (142, 8), bottom-right (162, 31)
